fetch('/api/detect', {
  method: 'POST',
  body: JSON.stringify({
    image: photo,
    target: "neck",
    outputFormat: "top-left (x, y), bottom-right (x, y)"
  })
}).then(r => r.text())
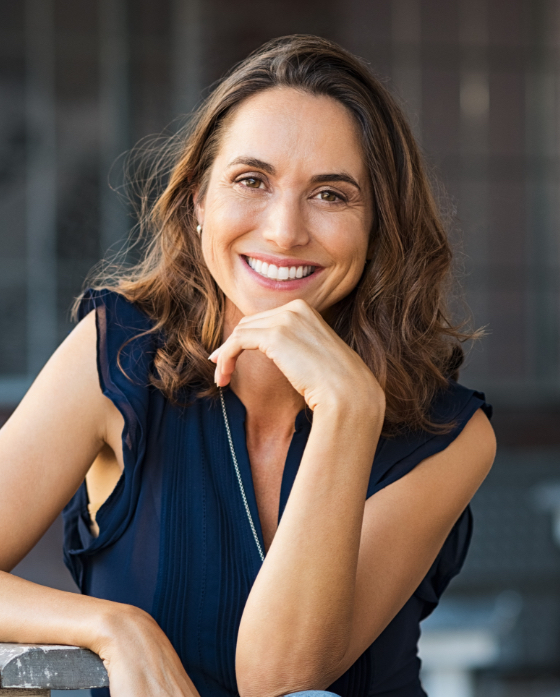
top-left (223, 304), bottom-right (305, 442)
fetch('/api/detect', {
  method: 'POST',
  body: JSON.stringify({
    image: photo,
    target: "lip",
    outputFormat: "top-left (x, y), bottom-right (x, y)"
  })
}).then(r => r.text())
top-left (239, 254), bottom-right (323, 290)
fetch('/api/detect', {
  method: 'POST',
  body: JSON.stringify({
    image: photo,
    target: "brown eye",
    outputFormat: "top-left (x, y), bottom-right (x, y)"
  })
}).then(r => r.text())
top-left (319, 190), bottom-right (340, 202)
top-left (242, 177), bottom-right (262, 188)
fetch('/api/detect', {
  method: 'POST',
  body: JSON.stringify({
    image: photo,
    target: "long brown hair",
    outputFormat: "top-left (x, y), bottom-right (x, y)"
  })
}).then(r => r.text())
top-left (78, 34), bottom-right (478, 435)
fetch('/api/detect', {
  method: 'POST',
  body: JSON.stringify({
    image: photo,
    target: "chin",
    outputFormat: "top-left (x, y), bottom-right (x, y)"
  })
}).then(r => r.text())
top-left (241, 297), bottom-right (294, 314)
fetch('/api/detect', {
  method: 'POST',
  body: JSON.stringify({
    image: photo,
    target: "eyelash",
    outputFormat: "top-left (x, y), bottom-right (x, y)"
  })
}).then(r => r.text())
top-left (235, 175), bottom-right (347, 203)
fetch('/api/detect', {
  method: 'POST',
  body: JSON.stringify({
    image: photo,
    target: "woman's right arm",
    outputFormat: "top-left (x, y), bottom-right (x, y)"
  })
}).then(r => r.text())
top-left (0, 310), bottom-right (199, 697)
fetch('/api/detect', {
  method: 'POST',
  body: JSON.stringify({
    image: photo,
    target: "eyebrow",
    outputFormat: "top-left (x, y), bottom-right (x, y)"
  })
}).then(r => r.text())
top-left (228, 157), bottom-right (275, 174)
top-left (228, 156), bottom-right (362, 191)
top-left (310, 173), bottom-right (361, 191)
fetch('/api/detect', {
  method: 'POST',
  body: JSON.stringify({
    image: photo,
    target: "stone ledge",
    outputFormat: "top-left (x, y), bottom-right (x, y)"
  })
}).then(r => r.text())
top-left (0, 644), bottom-right (108, 690)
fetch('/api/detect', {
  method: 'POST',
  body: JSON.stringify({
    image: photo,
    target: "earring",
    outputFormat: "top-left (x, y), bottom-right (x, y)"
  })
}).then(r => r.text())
top-left (196, 224), bottom-right (202, 235)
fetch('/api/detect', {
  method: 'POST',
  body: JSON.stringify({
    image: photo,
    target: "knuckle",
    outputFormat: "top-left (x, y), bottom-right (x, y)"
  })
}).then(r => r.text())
top-left (277, 312), bottom-right (293, 327)
top-left (290, 298), bottom-right (308, 312)
top-left (272, 324), bottom-right (286, 340)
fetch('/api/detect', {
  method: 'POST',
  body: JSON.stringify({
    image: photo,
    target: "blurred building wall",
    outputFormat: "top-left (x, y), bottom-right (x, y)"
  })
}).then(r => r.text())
top-left (1, 0), bottom-right (560, 693)
top-left (2, 0), bottom-right (559, 423)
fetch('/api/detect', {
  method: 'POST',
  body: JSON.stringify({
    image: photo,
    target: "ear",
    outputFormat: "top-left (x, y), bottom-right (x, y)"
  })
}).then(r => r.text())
top-left (193, 187), bottom-right (205, 227)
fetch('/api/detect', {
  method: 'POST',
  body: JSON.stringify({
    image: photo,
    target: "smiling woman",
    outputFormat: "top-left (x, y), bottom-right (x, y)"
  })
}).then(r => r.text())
top-left (94, 35), bottom-right (472, 435)
top-left (0, 35), bottom-right (495, 697)
top-left (198, 88), bottom-right (371, 323)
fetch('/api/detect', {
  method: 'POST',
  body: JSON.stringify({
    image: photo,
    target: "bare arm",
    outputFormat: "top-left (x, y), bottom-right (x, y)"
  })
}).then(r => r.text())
top-left (0, 310), bottom-right (200, 697)
top-left (236, 406), bottom-right (494, 697)
top-left (209, 300), bottom-right (496, 697)
top-left (0, 311), bottom-right (109, 571)
top-left (236, 395), bottom-right (381, 695)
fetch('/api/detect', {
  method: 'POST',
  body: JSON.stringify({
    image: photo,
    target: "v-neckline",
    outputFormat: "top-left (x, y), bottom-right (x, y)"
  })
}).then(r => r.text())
top-left (221, 388), bottom-right (312, 560)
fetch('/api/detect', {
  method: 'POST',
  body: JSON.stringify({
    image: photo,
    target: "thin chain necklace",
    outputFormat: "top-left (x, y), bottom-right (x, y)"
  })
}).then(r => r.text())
top-left (219, 387), bottom-right (265, 562)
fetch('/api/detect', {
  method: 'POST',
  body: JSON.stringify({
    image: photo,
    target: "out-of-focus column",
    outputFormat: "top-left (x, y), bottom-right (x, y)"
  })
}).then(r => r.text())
top-left (99, 0), bottom-right (130, 258)
top-left (525, 0), bottom-right (560, 387)
top-left (25, 0), bottom-right (57, 377)
top-left (391, 0), bottom-right (422, 142)
top-left (172, 0), bottom-right (203, 118)
top-left (458, 0), bottom-right (490, 379)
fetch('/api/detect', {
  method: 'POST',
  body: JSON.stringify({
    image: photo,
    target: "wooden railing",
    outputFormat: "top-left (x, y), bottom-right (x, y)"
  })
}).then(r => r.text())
top-left (0, 644), bottom-right (108, 695)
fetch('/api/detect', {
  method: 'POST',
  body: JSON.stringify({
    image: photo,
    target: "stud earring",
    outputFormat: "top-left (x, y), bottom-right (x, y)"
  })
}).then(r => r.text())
top-left (196, 224), bottom-right (202, 236)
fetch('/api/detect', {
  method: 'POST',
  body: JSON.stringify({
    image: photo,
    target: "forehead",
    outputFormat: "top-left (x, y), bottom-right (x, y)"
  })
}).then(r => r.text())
top-left (215, 87), bottom-right (366, 177)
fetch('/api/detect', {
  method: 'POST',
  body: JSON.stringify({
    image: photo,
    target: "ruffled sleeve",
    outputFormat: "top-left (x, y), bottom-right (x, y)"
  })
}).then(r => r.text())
top-left (62, 289), bottom-right (156, 590)
top-left (366, 381), bottom-right (492, 618)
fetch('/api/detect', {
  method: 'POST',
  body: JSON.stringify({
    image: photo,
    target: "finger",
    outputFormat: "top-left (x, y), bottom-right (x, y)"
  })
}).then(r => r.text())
top-left (234, 308), bottom-right (324, 339)
top-left (208, 317), bottom-right (282, 364)
top-left (208, 315), bottom-right (294, 369)
top-left (208, 347), bottom-right (221, 363)
top-left (214, 327), bottom-right (273, 386)
top-left (237, 298), bottom-right (314, 324)
top-left (211, 310), bottom-right (306, 366)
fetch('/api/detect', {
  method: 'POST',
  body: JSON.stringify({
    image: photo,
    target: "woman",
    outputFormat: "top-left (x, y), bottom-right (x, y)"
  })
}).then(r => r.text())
top-left (0, 35), bottom-right (495, 697)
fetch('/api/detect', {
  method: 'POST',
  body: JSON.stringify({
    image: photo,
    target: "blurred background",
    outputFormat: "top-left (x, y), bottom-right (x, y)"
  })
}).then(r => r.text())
top-left (1, 0), bottom-right (560, 695)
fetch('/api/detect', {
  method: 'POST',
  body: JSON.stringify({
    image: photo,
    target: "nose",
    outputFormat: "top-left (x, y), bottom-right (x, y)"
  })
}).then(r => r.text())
top-left (261, 191), bottom-right (310, 250)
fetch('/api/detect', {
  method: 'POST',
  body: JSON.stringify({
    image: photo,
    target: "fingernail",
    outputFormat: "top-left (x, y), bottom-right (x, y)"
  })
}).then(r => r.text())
top-left (208, 348), bottom-right (219, 361)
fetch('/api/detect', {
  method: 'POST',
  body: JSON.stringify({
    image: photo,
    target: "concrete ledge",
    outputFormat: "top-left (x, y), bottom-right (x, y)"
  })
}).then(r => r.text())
top-left (0, 644), bottom-right (108, 690)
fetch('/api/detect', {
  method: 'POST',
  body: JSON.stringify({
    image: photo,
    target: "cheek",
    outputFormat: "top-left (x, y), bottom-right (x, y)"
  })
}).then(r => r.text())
top-left (204, 192), bottom-right (265, 249)
top-left (316, 219), bottom-right (369, 269)
top-left (323, 232), bottom-right (370, 301)
top-left (200, 199), bottom-right (257, 282)
top-left (307, 203), bottom-right (369, 250)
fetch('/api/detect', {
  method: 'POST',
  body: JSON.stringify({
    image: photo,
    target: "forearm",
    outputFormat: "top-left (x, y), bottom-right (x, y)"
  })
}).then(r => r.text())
top-left (236, 398), bottom-right (382, 694)
top-left (0, 570), bottom-right (201, 696)
top-left (0, 570), bottom-right (118, 650)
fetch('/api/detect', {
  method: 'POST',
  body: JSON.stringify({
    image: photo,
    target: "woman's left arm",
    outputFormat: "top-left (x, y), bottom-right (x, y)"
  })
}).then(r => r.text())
top-left (211, 300), bottom-right (496, 697)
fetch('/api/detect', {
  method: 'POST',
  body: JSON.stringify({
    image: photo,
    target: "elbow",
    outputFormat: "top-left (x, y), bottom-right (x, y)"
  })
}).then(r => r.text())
top-left (236, 669), bottom-right (334, 697)
top-left (236, 643), bottom-right (347, 697)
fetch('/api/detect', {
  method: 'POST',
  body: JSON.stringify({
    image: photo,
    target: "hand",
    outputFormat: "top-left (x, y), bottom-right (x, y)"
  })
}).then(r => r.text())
top-left (92, 604), bottom-right (200, 697)
top-left (210, 299), bottom-right (384, 413)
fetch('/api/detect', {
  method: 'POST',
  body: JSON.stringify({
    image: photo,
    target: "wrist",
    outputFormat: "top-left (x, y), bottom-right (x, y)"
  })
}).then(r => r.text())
top-left (88, 600), bottom-right (153, 657)
top-left (313, 381), bottom-right (385, 424)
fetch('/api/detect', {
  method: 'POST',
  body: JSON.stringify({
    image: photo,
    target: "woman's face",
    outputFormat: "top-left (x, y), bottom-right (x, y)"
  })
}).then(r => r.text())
top-left (197, 87), bottom-right (373, 322)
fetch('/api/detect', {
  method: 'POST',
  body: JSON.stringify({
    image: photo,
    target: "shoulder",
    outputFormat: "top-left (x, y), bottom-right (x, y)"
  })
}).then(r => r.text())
top-left (429, 405), bottom-right (496, 485)
top-left (430, 381), bottom-right (495, 482)
top-left (374, 406), bottom-right (494, 538)
top-left (73, 289), bottom-right (159, 447)
top-left (458, 406), bottom-right (495, 458)
top-left (368, 381), bottom-right (493, 497)
top-left (430, 380), bottom-right (492, 425)
top-left (77, 288), bottom-right (154, 333)
top-left (76, 288), bottom-right (157, 384)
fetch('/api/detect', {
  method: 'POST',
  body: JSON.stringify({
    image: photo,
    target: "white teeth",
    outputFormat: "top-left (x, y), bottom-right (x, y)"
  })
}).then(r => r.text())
top-left (245, 257), bottom-right (315, 281)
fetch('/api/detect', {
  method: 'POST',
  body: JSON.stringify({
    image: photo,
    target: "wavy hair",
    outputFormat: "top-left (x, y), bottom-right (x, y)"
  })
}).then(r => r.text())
top-left (77, 34), bottom-right (478, 435)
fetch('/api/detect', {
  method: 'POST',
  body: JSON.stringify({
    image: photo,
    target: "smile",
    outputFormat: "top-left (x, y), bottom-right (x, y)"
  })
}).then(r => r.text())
top-left (245, 256), bottom-right (316, 281)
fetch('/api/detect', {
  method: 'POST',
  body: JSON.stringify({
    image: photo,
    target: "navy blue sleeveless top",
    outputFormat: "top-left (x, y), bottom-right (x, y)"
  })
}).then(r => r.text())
top-left (63, 290), bottom-right (492, 697)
